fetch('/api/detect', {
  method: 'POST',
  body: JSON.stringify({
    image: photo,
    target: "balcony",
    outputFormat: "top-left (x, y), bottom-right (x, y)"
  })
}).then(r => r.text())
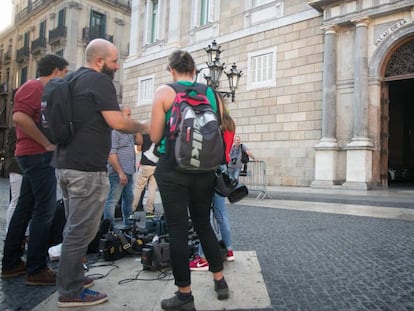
top-left (15, 0), bottom-right (51, 24)
top-left (0, 83), bottom-right (8, 95)
top-left (16, 46), bottom-right (30, 63)
top-left (48, 26), bottom-right (67, 46)
top-left (31, 37), bottom-right (47, 55)
top-left (4, 50), bottom-right (11, 64)
top-left (82, 27), bottom-right (113, 44)
top-left (102, 0), bottom-right (131, 10)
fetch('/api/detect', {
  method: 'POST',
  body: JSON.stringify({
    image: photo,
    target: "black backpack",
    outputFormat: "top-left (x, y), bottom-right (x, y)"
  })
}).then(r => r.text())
top-left (40, 69), bottom-right (87, 145)
top-left (166, 82), bottom-right (224, 172)
top-left (241, 144), bottom-right (249, 164)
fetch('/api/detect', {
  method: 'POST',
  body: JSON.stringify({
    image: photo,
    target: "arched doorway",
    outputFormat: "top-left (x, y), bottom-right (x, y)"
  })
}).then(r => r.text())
top-left (383, 40), bottom-right (414, 187)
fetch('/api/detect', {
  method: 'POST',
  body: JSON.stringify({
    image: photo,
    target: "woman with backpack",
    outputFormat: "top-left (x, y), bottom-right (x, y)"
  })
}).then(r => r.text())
top-left (190, 107), bottom-right (237, 270)
top-left (150, 50), bottom-right (229, 311)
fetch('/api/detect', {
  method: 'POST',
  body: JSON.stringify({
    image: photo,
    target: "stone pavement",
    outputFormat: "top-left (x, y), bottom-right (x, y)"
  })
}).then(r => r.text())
top-left (1, 177), bottom-right (414, 310)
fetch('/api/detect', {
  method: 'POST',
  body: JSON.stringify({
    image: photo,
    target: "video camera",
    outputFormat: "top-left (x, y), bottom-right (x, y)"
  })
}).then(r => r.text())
top-left (215, 165), bottom-right (248, 203)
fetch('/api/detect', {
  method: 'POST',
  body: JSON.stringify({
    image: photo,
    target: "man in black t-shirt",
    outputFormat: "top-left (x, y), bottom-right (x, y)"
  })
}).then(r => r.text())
top-left (54, 39), bottom-right (147, 308)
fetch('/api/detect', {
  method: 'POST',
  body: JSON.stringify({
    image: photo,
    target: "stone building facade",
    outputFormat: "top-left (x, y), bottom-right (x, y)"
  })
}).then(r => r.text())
top-left (125, 0), bottom-right (414, 190)
top-left (125, 0), bottom-right (323, 187)
top-left (310, 0), bottom-right (414, 189)
top-left (0, 0), bottom-right (131, 176)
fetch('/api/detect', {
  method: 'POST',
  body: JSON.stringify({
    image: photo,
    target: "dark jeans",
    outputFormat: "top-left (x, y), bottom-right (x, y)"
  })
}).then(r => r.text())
top-left (2, 152), bottom-right (56, 275)
top-left (155, 158), bottom-right (224, 287)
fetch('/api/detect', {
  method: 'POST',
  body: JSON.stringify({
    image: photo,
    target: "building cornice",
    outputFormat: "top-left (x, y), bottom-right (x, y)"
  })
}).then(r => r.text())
top-left (309, 0), bottom-right (414, 26)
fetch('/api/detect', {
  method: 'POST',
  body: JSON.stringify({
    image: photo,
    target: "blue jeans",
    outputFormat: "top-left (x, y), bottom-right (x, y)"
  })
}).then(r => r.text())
top-left (56, 169), bottom-right (109, 296)
top-left (103, 173), bottom-right (133, 226)
top-left (2, 152), bottom-right (57, 274)
top-left (228, 166), bottom-right (241, 182)
top-left (199, 193), bottom-right (233, 257)
top-left (155, 158), bottom-right (224, 288)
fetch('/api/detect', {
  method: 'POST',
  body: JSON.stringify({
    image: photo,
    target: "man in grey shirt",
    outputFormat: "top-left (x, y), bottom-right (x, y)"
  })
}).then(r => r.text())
top-left (103, 105), bottom-right (136, 226)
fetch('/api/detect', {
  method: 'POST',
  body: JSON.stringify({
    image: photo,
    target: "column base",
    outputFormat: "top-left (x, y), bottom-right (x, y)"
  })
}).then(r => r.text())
top-left (313, 139), bottom-right (342, 186)
top-left (345, 139), bottom-right (374, 187)
top-left (311, 179), bottom-right (344, 188)
top-left (341, 181), bottom-right (374, 190)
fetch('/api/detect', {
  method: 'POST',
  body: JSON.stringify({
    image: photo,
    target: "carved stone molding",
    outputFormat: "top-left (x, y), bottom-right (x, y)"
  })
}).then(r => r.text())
top-left (68, 1), bottom-right (82, 10)
top-left (115, 18), bottom-right (125, 26)
top-left (322, 25), bottom-right (337, 34)
top-left (352, 17), bottom-right (370, 28)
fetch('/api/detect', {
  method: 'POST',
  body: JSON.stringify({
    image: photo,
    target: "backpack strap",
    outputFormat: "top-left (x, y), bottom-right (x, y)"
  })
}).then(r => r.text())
top-left (165, 82), bottom-right (210, 137)
top-left (167, 82), bottom-right (222, 124)
top-left (64, 68), bottom-right (94, 137)
top-left (167, 82), bottom-right (208, 96)
top-left (64, 67), bottom-right (90, 86)
top-left (212, 90), bottom-right (222, 126)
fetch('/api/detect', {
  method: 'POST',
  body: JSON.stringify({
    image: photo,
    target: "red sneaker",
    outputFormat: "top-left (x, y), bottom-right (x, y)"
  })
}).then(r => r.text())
top-left (226, 250), bottom-right (235, 262)
top-left (189, 256), bottom-right (209, 271)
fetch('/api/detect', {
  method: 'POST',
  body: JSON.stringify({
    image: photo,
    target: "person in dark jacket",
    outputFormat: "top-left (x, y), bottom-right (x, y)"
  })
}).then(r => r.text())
top-left (5, 126), bottom-right (23, 233)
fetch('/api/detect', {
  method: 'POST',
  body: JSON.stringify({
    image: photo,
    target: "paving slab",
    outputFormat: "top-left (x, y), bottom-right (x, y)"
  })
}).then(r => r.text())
top-left (32, 251), bottom-right (272, 311)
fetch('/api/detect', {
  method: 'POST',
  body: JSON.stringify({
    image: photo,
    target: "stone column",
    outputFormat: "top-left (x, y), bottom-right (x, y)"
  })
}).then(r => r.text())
top-left (65, 1), bottom-right (82, 69)
top-left (312, 26), bottom-right (339, 188)
top-left (343, 18), bottom-right (374, 190)
top-left (128, 0), bottom-right (140, 58)
top-left (352, 18), bottom-right (370, 140)
top-left (113, 17), bottom-right (126, 99)
top-left (168, 0), bottom-right (181, 43)
top-left (321, 26), bottom-right (338, 141)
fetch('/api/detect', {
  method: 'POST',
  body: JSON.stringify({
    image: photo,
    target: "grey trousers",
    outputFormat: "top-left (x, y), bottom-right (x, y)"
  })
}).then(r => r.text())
top-left (55, 169), bottom-right (109, 297)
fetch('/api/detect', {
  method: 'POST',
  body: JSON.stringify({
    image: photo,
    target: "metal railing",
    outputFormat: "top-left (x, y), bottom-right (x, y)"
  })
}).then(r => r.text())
top-left (102, 0), bottom-right (131, 10)
top-left (239, 160), bottom-right (271, 199)
top-left (82, 27), bottom-right (113, 43)
top-left (31, 37), bottom-right (47, 54)
top-left (49, 26), bottom-right (67, 45)
top-left (16, 46), bottom-right (30, 63)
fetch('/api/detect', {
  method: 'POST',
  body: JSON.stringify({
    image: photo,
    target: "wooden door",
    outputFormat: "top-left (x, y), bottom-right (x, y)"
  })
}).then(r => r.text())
top-left (380, 82), bottom-right (389, 187)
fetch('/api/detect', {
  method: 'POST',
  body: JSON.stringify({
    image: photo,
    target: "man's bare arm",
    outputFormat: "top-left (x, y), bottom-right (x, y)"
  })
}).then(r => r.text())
top-left (101, 110), bottom-right (148, 134)
top-left (13, 111), bottom-right (55, 151)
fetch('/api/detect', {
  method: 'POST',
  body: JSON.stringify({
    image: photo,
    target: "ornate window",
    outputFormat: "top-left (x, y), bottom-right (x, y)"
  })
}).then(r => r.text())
top-left (385, 40), bottom-right (414, 78)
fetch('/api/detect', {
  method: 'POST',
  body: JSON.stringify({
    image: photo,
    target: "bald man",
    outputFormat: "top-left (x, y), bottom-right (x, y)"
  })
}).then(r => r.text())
top-left (54, 39), bottom-right (147, 307)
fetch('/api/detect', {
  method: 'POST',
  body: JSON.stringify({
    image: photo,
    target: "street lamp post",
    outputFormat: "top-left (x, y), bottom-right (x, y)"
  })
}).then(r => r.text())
top-left (198, 40), bottom-right (242, 102)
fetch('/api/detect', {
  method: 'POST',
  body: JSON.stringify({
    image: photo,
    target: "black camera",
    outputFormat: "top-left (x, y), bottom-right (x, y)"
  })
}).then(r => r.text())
top-left (215, 166), bottom-right (248, 203)
top-left (99, 234), bottom-right (127, 262)
top-left (99, 227), bottom-right (149, 262)
top-left (215, 165), bottom-right (238, 196)
top-left (141, 236), bottom-right (171, 271)
top-left (141, 245), bottom-right (154, 270)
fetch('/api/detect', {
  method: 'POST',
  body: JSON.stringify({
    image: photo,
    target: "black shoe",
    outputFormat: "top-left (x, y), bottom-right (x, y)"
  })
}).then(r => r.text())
top-left (214, 278), bottom-right (229, 300)
top-left (161, 292), bottom-right (195, 311)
